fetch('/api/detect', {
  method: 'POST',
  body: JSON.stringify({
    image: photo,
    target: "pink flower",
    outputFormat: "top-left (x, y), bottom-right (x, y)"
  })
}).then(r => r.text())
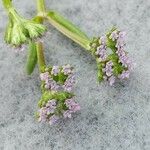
top-left (46, 99), bottom-right (57, 108)
top-left (109, 31), bottom-right (118, 41)
top-left (49, 115), bottom-right (59, 125)
top-left (119, 70), bottom-right (130, 79)
top-left (118, 31), bottom-right (126, 39)
top-left (62, 64), bottom-right (72, 75)
top-left (65, 99), bottom-right (76, 108)
top-left (63, 75), bottom-right (75, 92)
top-left (65, 99), bottom-right (80, 112)
top-left (45, 99), bottom-right (57, 114)
top-left (40, 72), bottom-right (49, 81)
top-left (38, 107), bottom-right (47, 122)
top-left (51, 66), bottom-right (60, 76)
top-left (71, 104), bottom-right (81, 112)
top-left (96, 45), bottom-right (107, 61)
top-left (108, 76), bottom-right (116, 86)
top-left (104, 61), bottom-right (113, 77)
top-left (63, 110), bottom-right (72, 118)
top-left (100, 36), bottom-right (107, 45)
top-left (45, 78), bottom-right (59, 91)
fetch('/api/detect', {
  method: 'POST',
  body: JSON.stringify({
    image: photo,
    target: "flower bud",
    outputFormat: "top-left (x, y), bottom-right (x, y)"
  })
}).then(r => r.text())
top-left (4, 8), bottom-right (46, 48)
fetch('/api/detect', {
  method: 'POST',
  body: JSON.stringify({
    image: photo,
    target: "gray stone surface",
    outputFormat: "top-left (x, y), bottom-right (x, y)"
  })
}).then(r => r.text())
top-left (0, 0), bottom-right (150, 149)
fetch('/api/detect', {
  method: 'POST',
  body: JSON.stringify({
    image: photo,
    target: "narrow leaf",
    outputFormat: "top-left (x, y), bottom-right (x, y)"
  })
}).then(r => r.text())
top-left (26, 41), bottom-right (37, 75)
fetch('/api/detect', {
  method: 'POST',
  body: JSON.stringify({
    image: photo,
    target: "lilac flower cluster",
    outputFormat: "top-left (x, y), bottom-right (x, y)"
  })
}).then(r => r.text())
top-left (38, 64), bottom-right (80, 125)
top-left (109, 30), bottom-right (133, 80)
top-left (40, 71), bottom-right (59, 91)
top-left (63, 75), bottom-right (76, 92)
top-left (63, 99), bottom-right (81, 118)
top-left (40, 65), bottom-right (75, 92)
top-left (92, 29), bottom-right (133, 85)
top-left (102, 61), bottom-right (116, 86)
top-left (95, 36), bottom-right (107, 62)
top-left (38, 98), bottom-right (80, 125)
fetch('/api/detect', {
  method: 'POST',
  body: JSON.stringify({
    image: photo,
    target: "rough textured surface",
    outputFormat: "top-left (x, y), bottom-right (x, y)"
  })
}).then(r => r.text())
top-left (0, 0), bottom-right (150, 150)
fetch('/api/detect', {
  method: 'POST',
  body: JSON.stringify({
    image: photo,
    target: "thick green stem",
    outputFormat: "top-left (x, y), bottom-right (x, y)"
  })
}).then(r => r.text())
top-left (37, 0), bottom-right (46, 13)
top-left (2, 0), bottom-right (12, 10)
top-left (45, 11), bottom-right (91, 50)
top-left (36, 42), bottom-right (46, 72)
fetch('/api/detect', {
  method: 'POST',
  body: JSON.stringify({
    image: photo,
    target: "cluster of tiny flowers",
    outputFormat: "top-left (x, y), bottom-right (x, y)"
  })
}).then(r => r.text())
top-left (38, 98), bottom-right (80, 125)
top-left (95, 36), bottom-right (107, 61)
top-left (38, 64), bottom-right (80, 125)
top-left (109, 30), bottom-right (133, 80)
top-left (40, 64), bottom-right (75, 92)
top-left (63, 99), bottom-right (80, 119)
top-left (63, 75), bottom-right (76, 92)
top-left (90, 28), bottom-right (134, 85)
top-left (102, 61), bottom-right (116, 86)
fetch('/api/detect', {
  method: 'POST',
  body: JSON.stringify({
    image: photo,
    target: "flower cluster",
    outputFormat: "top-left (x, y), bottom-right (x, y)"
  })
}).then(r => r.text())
top-left (38, 98), bottom-right (80, 125)
top-left (37, 65), bottom-right (80, 125)
top-left (40, 64), bottom-right (75, 92)
top-left (109, 29), bottom-right (133, 79)
top-left (4, 8), bottom-right (46, 48)
top-left (95, 36), bottom-right (107, 61)
top-left (90, 28), bottom-right (133, 85)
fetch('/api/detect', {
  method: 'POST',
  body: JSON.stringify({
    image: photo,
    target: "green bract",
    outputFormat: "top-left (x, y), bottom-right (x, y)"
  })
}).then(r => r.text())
top-left (4, 8), bottom-right (46, 47)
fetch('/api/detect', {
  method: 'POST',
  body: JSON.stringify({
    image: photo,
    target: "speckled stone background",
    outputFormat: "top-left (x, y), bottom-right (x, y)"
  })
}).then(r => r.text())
top-left (0, 0), bottom-right (150, 150)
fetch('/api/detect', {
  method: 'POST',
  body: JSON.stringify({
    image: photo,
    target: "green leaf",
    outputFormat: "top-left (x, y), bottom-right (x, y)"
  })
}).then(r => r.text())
top-left (26, 41), bottom-right (37, 75)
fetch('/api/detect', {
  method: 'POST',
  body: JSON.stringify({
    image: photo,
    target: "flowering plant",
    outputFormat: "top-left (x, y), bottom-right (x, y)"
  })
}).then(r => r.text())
top-left (37, 65), bottom-right (80, 125)
top-left (45, 12), bottom-right (133, 85)
top-left (2, 0), bottom-right (133, 125)
top-left (3, 0), bottom-right (46, 49)
top-left (2, 0), bottom-right (81, 125)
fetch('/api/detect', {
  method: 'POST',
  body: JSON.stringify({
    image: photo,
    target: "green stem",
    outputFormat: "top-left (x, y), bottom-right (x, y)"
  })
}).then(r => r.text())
top-left (2, 0), bottom-right (12, 10)
top-left (45, 11), bottom-right (91, 50)
top-left (37, 0), bottom-right (46, 13)
top-left (36, 42), bottom-right (46, 72)
top-left (35, 0), bottom-right (47, 72)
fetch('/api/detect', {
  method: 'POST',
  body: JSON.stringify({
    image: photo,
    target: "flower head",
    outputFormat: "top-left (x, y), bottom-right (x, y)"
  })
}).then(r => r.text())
top-left (51, 66), bottom-right (60, 76)
top-left (90, 27), bottom-right (133, 85)
top-left (40, 65), bottom-right (75, 92)
top-left (37, 92), bottom-right (80, 125)
top-left (62, 64), bottom-right (73, 75)
top-left (37, 65), bottom-right (80, 125)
